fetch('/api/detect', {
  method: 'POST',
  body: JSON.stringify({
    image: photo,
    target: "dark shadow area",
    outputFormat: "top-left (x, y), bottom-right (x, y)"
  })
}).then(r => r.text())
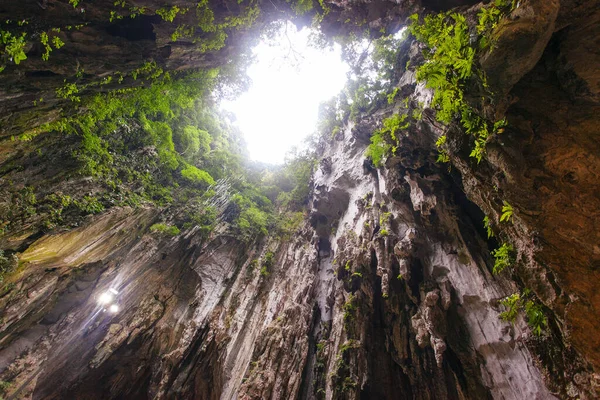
top-left (106, 15), bottom-right (160, 41)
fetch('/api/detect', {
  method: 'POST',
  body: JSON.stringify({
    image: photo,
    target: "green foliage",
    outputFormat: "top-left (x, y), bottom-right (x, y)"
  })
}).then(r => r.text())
top-left (290, 0), bottom-right (314, 15)
top-left (343, 293), bottom-right (357, 322)
top-left (409, 10), bottom-right (510, 164)
top-left (40, 31), bottom-right (65, 61)
top-left (150, 223), bottom-right (180, 236)
top-left (524, 300), bottom-right (547, 336)
top-left (499, 290), bottom-right (547, 336)
top-left (491, 243), bottom-right (513, 274)
top-left (277, 211), bottom-right (304, 237)
top-left (483, 215), bottom-right (494, 238)
top-left (477, 0), bottom-right (516, 46)
top-left (365, 113), bottom-right (409, 167)
top-left (0, 250), bottom-right (18, 283)
top-left (435, 135), bottom-right (450, 163)
top-left (387, 87), bottom-right (399, 104)
top-left (180, 165), bottom-right (215, 187)
top-left (1, 29), bottom-right (27, 67)
top-left (56, 81), bottom-right (80, 102)
top-left (176, 125), bottom-right (211, 159)
top-left (74, 195), bottom-right (105, 214)
top-left (260, 251), bottom-right (275, 276)
top-left (69, 0), bottom-right (81, 7)
top-left (499, 293), bottom-right (521, 323)
top-left (500, 201), bottom-right (513, 223)
top-left (156, 6), bottom-right (188, 22)
top-left (365, 130), bottom-right (391, 168)
top-left (236, 203), bottom-right (269, 239)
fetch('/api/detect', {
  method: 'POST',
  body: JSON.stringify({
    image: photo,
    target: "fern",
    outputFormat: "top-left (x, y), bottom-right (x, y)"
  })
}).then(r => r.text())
top-left (499, 293), bottom-right (520, 322)
top-left (524, 300), bottom-right (547, 336)
top-left (409, 9), bottom-right (511, 164)
top-left (491, 243), bottom-right (512, 274)
top-left (500, 201), bottom-right (513, 223)
top-left (499, 290), bottom-right (547, 336)
top-left (366, 114), bottom-right (409, 166)
top-left (483, 216), bottom-right (494, 238)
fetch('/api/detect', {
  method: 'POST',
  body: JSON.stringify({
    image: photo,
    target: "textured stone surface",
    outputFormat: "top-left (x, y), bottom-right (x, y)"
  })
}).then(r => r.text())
top-left (0, 0), bottom-right (600, 399)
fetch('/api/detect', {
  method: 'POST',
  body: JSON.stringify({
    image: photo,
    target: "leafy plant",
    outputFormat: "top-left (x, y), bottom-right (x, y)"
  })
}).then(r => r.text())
top-left (1, 29), bottom-right (27, 66)
top-left (0, 250), bottom-right (18, 283)
top-left (387, 87), bottom-right (399, 104)
top-left (435, 135), bottom-right (450, 163)
top-left (150, 223), bottom-right (180, 236)
top-left (491, 243), bottom-right (513, 274)
top-left (343, 293), bottom-right (357, 322)
top-left (260, 251), bottom-right (274, 276)
top-left (483, 215), bottom-right (494, 238)
top-left (74, 195), bottom-right (104, 214)
top-left (500, 201), bottom-right (513, 223)
top-left (524, 300), bottom-right (547, 336)
top-left (56, 81), bottom-right (80, 102)
top-left (365, 113), bottom-right (409, 167)
top-left (499, 292), bottom-right (521, 323)
top-left (180, 165), bottom-right (215, 187)
top-left (409, 10), bottom-right (510, 164)
top-left (156, 6), bottom-right (188, 22)
top-left (499, 290), bottom-right (547, 336)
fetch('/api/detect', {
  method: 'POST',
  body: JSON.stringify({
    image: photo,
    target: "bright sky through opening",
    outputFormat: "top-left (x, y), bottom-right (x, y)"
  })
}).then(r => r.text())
top-left (221, 22), bottom-right (349, 164)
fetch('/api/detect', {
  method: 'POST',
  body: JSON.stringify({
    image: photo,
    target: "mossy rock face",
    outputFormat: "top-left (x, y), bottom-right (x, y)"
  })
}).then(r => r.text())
top-left (20, 207), bottom-right (155, 267)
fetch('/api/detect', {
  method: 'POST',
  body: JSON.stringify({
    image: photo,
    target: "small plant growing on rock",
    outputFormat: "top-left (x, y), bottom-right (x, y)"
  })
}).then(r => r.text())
top-left (499, 290), bottom-right (547, 336)
top-left (260, 251), bottom-right (274, 277)
top-left (491, 243), bottom-right (512, 274)
top-left (342, 293), bottom-right (357, 322)
top-left (500, 201), bottom-right (513, 223)
top-left (499, 292), bottom-right (521, 323)
top-left (0, 251), bottom-right (18, 283)
top-left (150, 223), bottom-right (180, 236)
top-left (483, 215), bottom-right (494, 238)
top-left (524, 300), bottom-right (547, 336)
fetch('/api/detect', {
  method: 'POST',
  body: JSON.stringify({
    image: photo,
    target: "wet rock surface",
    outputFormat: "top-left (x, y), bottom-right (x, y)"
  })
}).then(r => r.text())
top-left (0, 0), bottom-right (600, 399)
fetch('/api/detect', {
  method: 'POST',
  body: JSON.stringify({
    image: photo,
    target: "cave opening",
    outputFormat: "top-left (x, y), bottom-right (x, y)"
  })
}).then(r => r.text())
top-left (221, 20), bottom-right (349, 164)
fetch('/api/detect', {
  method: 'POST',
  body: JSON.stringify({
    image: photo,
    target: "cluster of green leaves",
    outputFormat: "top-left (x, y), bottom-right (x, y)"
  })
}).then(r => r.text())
top-left (0, 29), bottom-right (27, 71)
top-left (500, 200), bottom-right (513, 223)
top-left (330, 339), bottom-right (360, 394)
top-left (40, 30), bottom-right (65, 61)
top-left (491, 242), bottom-right (513, 274)
top-left (260, 251), bottom-right (274, 276)
top-left (477, 0), bottom-right (517, 48)
top-left (0, 250), bottom-right (18, 283)
top-left (483, 215), bottom-right (494, 238)
top-left (409, 11), bottom-right (508, 163)
top-left (365, 113), bottom-right (409, 167)
top-left (499, 290), bottom-right (547, 336)
top-left (342, 293), bottom-right (357, 322)
top-left (150, 222), bottom-right (181, 236)
top-left (156, 5), bottom-right (189, 23)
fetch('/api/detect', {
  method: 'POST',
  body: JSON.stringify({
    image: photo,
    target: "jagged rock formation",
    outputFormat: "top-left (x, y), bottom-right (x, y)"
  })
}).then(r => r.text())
top-left (1, 0), bottom-right (600, 399)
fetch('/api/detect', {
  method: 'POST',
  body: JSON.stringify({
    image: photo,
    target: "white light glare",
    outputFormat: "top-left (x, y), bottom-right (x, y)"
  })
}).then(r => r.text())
top-left (109, 304), bottom-right (120, 313)
top-left (98, 292), bottom-right (114, 305)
